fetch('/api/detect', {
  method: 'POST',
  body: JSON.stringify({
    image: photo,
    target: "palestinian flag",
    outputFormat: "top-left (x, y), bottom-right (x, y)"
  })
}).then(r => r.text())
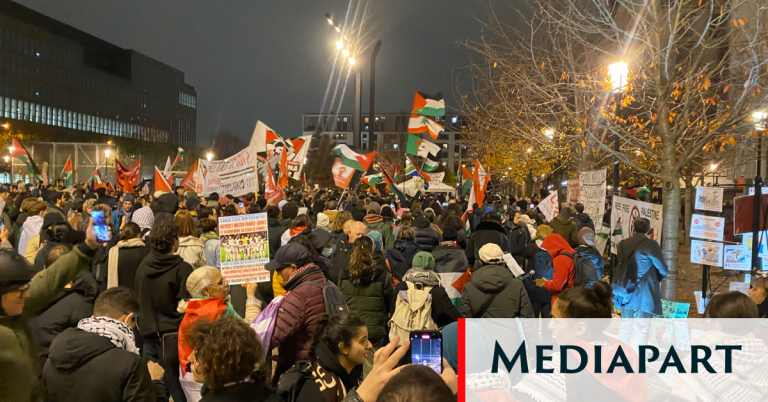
top-left (439, 270), bottom-right (472, 308)
top-left (171, 148), bottom-right (184, 169)
top-left (332, 145), bottom-right (377, 172)
top-left (412, 92), bottom-right (445, 117)
top-left (302, 172), bottom-right (307, 191)
top-left (180, 160), bottom-right (198, 191)
top-left (408, 114), bottom-right (443, 140)
top-left (11, 139), bottom-right (42, 182)
top-left (61, 155), bottom-right (73, 187)
top-left (154, 166), bottom-right (173, 194)
top-left (626, 186), bottom-right (650, 198)
top-left (394, 166), bottom-right (400, 183)
top-left (382, 168), bottom-right (408, 202)
top-left (362, 170), bottom-right (384, 187)
top-left (422, 155), bottom-right (440, 172)
top-left (106, 182), bottom-right (115, 192)
top-left (405, 134), bottom-right (440, 158)
top-left (90, 170), bottom-right (106, 190)
top-left (460, 167), bottom-right (473, 195)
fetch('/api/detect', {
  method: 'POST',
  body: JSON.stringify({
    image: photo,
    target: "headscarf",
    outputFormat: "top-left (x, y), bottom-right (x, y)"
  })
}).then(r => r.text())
top-left (132, 206), bottom-right (154, 239)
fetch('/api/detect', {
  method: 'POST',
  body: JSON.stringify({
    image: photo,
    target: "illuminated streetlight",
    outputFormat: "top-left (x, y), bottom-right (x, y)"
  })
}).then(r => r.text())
top-left (206, 152), bottom-right (213, 161)
top-left (348, 57), bottom-right (355, 65)
top-left (325, 13), bottom-right (333, 24)
top-left (608, 61), bottom-right (629, 93)
top-left (507, 167), bottom-right (512, 170)
top-left (8, 146), bottom-right (14, 153)
top-left (335, 26), bottom-right (341, 33)
top-left (342, 48), bottom-right (350, 57)
top-left (754, 110), bottom-right (767, 131)
top-left (527, 148), bottom-right (532, 153)
top-left (2, 156), bottom-right (8, 163)
top-left (1, 123), bottom-right (8, 129)
top-left (336, 40), bottom-right (344, 49)
top-left (544, 129), bottom-right (555, 139)
top-left (104, 149), bottom-right (111, 158)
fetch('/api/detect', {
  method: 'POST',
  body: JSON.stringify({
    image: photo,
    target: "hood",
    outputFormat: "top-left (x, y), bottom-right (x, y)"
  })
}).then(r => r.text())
top-left (540, 233), bottom-right (574, 257)
top-left (394, 239), bottom-right (420, 252)
top-left (267, 217), bottom-right (282, 227)
top-left (315, 340), bottom-right (362, 391)
top-left (474, 221), bottom-right (505, 234)
top-left (69, 270), bottom-right (99, 299)
top-left (412, 217), bottom-right (431, 229)
top-left (141, 250), bottom-right (187, 277)
top-left (15, 211), bottom-right (29, 226)
top-left (505, 221), bottom-right (524, 231)
top-left (48, 328), bottom-right (115, 370)
top-left (573, 213), bottom-right (592, 223)
top-left (471, 264), bottom-right (513, 292)
top-left (156, 193), bottom-right (179, 214)
top-left (553, 214), bottom-right (573, 225)
top-left (364, 214), bottom-right (383, 224)
top-left (324, 209), bottom-right (339, 222)
top-left (178, 236), bottom-right (205, 248)
top-left (22, 215), bottom-right (44, 234)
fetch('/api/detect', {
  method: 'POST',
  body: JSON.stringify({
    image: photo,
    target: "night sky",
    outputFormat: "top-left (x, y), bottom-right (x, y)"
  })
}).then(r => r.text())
top-left (15, 0), bottom-right (509, 145)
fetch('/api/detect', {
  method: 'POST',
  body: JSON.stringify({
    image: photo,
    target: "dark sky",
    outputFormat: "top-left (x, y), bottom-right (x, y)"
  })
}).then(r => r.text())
top-left (16, 0), bottom-right (495, 145)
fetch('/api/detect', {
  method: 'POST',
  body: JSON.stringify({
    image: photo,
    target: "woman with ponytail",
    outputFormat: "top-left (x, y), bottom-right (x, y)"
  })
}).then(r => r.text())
top-left (294, 312), bottom-right (372, 402)
top-left (337, 236), bottom-right (395, 375)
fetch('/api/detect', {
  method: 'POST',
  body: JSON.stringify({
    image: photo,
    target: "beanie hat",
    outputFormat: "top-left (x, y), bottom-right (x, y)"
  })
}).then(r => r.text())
top-left (186, 191), bottom-right (198, 200)
top-left (316, 213), bottom-right (330, 228)
top-left (442, 226), bottom-right (458, 241)
top-left (412, 252), bottom-right (435, 270)
top-left (42, 212), bottom-right (67, 230)
top-left (186, 197), bottom-right (201, 211)
top-left (578, 227), bottom-right (596, 247)
top-left (537, 224), bottom-right (553, 240)
top-left (123, 194), bottom-right (135, 203)
top-left (367, 231), bottom-right (383, 252)
top-left (0, 250), bottom-right (36, 297)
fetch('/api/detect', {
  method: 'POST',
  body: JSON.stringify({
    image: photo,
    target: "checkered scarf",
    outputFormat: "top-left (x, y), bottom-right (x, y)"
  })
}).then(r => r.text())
top-left (77, 316), bottom-right (139, 355)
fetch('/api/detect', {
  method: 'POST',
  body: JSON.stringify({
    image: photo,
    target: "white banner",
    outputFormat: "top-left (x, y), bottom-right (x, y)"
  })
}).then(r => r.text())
top-left (428, 171), bottom-right (445, 185)
top-left (694, 187), bottom-right (723, 212)
top-left (287, 135), bottom-right (312, 180)
top-left (538, 192), bottom-right (559, 222)
top-left (577, 169), bottom-right (607, 235)
top-left (691, 240), bottom-right (723, 267)
top-left (689, 214), bottom-right (725, 241)
top-left (198, 146), bottom-right (258, 196)
top-left (610, 196), bottom-right (664, 253)
top-left (218, 213), bottom-right (270, 284)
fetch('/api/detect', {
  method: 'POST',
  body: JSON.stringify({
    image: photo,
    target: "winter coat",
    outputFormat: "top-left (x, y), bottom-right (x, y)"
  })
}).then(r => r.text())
top-left (573, 212), bottom-right (595, 232)
top-left (134, 250), bottom-right (194, 337)
top-left (541, 233), bottom-right (575, 305)
top-left (267, 217), bottom-right (287, 259)
top-left (549, 215), bottom-right (579, 248)
top-left (0, 242), bottom-right (95, 402)
top-left (338, 263), bottom-right (395, 343)
top-left (350, 207), bottom-right (366, 222)
top-left (152, 193), bottom-right (178, 225)
top-left (18, 214), bottom-right (43, 257)
top-left (270, 265), bottom-right (330, 381)
top-left (411, 217), bottom-right (441, 252)
top-left (200, 381), bottom-right (281, 402)
top-left (42, 328), bottom-right (165, 402)
top-left (391, 278), bottom-right (462, 328)
top-left (176, 236), bottom-right (207, 268)
top-left (114, 244), bottom-right (151, 290)
top-left (29, 271), bottom-right (97, 365)
top-left (459, 264), bottom-right (534, 318)
top-left (324, 209), bottom-right (340, 227)
top-left (34, 240), bottom-right (61, 272)
top-left (465, 221), bottom-right (511, 267)
top-left (363, 214), bottom-right (395, 250)
top-left (203, 237), bottom-right (221, 268)
top-left (393, 239), bottom-right (421, 267)
top-left (575, 245), bottom-right (605, 280)
top-left (433, 242), bottom-right (470, 276)
top-left (613, 233), bottom-right (668, 316)
top-left (297, 342), bottom-right (363, 402)
top-left (505, 221), bottom-right (529, 266)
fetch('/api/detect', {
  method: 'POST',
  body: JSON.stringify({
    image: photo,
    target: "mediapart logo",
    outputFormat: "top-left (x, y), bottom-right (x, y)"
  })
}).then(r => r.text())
top-left (492, 341), bottom-right (741, 374)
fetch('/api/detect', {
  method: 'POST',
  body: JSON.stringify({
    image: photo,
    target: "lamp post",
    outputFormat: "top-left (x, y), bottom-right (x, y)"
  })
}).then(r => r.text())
top-left (752, 111), bottom-right (767, 281)
top-left (104, 149), bottom-right (111, 183)
top-left (608, 61), bottom-right (629, 279)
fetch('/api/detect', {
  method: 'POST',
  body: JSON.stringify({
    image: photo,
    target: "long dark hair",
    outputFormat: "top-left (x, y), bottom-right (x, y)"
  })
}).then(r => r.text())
top-left (348, 236), bottom-right (375, 286)
top-left (311, 312), bottom-right (367, 359)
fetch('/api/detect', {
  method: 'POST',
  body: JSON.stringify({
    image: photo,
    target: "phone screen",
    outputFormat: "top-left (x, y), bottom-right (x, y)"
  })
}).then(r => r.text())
top-left (410, 331), bottom-right (443, 374)
top-left (390, 203), bottom-right (396, 210)
top-left (90, 211), bottom-right (111, 242)
top-left (239, 202), bottom-right (244, 209)
top-left (442, 202), bottom-right (448, 207)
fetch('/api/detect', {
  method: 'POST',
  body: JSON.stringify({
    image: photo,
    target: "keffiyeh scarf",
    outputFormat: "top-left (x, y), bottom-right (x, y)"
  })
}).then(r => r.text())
top-left (132, 206), bottom-right (154, 239)
top-left (77, 316), bottom-right (139, 355)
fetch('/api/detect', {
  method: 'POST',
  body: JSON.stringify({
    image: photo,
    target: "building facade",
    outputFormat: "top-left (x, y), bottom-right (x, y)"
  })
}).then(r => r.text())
top-left (302, 112), bottom-right (469, 172)
top-left (0, 0), bottom-right (196, 145)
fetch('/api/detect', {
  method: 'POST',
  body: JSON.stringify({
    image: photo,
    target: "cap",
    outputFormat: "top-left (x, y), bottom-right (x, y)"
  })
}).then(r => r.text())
top-left (218, 197), bottom-right (230, 206)
top-left (45, 191), bottom-right (62, 203)
top-left (265, 243), bottom-right (310, 272)
top-left (186, 197), bottom-right (201, 211)
top-left (186, 191), bottom-right (198, 199)
top-left (42, 212), bottom-right (67, 230)
top-left (207, 200), bottom-right (219, 208)
top-left (479, 243), bottom-right (503, 263)
top-left (578, 227), bottom-right (596, 247)
top-left (411, 208), bottom-right (424, 218)
top-left (412, 251), bottom-right (435, 270)
top-left (225, 194), bottom-right (234, 200)
top-left (367, 202), bottom-right (381, 214)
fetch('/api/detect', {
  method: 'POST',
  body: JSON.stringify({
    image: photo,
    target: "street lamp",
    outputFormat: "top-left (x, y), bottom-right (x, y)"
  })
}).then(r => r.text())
top-left (752, 110), bottom-right (768, 282)
top-left (104, 149), bottom-right (111, 184)
top-left (206, 152), bottom-right (213, 161)
top-left (1, 123), bottom-right (8, 129)
top-left (544, 129), bottom-right (555, 140)
top-left (608, 61), bottom-right (629, 196)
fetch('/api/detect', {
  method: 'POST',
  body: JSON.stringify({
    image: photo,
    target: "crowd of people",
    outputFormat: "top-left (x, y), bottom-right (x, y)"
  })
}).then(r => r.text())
top-left (1, 179), bottom-right (767, 402)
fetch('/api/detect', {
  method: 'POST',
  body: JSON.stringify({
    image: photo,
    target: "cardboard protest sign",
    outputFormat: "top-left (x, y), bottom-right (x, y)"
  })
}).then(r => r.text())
top-left (689, 214), bottom-right (725, 241)
top-left (694, 187), bottom-right (723, 212)
top-left (610, 196), bottom-right (663, 253)
top-left (691, 240), bottom-right (723, 267)
top-left (218, 213), bottom-right (270, 285)
top-left (198, 146), bottom-right (257, 196)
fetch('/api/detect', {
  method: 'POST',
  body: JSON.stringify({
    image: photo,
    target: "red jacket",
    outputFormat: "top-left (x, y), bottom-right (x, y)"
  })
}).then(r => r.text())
top-left (541, 233), bottom-right (575, 305)
top-left (269, 266), bottom-right (328, 381)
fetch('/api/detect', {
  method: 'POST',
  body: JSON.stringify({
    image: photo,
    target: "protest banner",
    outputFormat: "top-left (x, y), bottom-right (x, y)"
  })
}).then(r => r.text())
top-left (332, 158), bottom-right (355, 189)
top-left (198, 146), bottom-right (258, 196)
top-left (690, 240), bottom-right (723, 267)
top-left (428, 171), bottom-right (445, 185)
top-left (538, 192), bottom-right (559, 222)
top-left (567, 179), bottom-right (580, 203)
top-left (610, 196), bottom-right (663, 253)
top-left (694, 187), bottom-right (723, 212)
top-left (724, 244), bottom-right (750, 271)
top-left (218, 213), bottom-right (270, 285)
top-left (577, 169), bottom-right (607, 236)
top-left (287, 135), bottom-right (312, 180)
top-left (689, 214), bottom-right (725, 241)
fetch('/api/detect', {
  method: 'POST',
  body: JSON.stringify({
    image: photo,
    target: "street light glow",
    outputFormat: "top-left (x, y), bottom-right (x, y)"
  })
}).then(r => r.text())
top-left (348, 57), bottom-right (355, 65)
top-left (527, 148), bottom-right (532, 153)
top-left (342, 48), bottom-right (350, 57)
top-left (206, 152), bottom-right (213, 161)
top-left (335, 26), bottom-right (341, 33)
top-left (104, 149), bottom-right (111, 158)
top-left (2, 156), bottom-right (8, 163)
top-left (608, 61), bottom-right (629, 93)
top-left (325, 13), bottom-right (333, 24)
top-left (544, 129), bottom-right (555, 139)
top-left (1, 123), bottom-right (8, 129)
top-left (711, 163), bottom-right (718, 171)
top-left (754, 110), bottom-right (768, 131)
top-left (8, 146), bottom-right (14, 153)
top-left (336, 40), bottom-right (343, 49)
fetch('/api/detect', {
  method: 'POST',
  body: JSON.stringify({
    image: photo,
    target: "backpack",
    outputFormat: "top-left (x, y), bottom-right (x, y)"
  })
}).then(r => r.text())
top-left (388, 281), bottom-right (438, 344)
top-left (366, 221), bottom-right (387, 237)
top-left (275, 362), bottom-right (313, 402)
top-left (558, 251), bottom-right (598, 286)
top-left (522, 250), bottom-right (553, 303)
top-left (383, 249), bottom-right (409, 283)
top-left (295, 281), bottom-right (349, 317)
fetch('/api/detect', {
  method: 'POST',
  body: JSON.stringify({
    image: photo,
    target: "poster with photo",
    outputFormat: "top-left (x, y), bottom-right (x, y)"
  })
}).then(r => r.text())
top-left (724, 244), bottom-right (749, 271)
top-left (218, 213), bottom-right (270, 285)
top-left (690, 240), bottom-right (723, 267)
top-left (689, 214), bottom-right (725, 241)
top-left (610, 196), bottom-right (663, 253)
top-left (694, 187), bottom-right (723, 212)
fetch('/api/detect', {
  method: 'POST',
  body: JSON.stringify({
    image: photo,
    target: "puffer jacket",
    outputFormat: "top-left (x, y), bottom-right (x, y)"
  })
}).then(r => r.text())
top-left (465, 221), bottom-right (511, 267)
top-left (338, 263), bottom-right (395, 343)
top-left (459, 264), bottom-right (534, 318)
top-left (411, 217), bottom-right (441, 252)
top-left (433, 242), bottom-right (469, 275)
top-left (549, 215), bottom-right (579, 248)
top-left (18, 215), bottom-right (43, 257)
top-left (176, 236), bottom-right (207, 268)
top-left (541, 233), bottom-right (575, 305)
top-left (270, 265), bottom-right (330, 382)
top-left (393, 240), bottom-right (421, 267)
top-left (504, 221), bottom-right (529, 266)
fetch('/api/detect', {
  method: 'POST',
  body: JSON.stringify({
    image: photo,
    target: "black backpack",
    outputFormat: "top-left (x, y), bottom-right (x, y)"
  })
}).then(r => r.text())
top-left (295, 281), bottom-right (349, 317)
top-left (558, 251), bottom-right (598, 286)
top-left (383, 249), bottom-right (410, 281)
top-left (275, 362), bottom-right (313, 402)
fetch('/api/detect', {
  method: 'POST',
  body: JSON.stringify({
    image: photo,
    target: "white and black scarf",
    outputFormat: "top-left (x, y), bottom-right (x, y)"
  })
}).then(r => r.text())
top-left (77, 316), bottom-right (139, 355)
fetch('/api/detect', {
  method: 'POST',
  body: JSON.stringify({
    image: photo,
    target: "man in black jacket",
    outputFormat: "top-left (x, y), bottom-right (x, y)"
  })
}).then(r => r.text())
top-left (266, 205), bottom-right (286, 258)
top-left (573, 203), bottom-right (595, 232)
top-left (134, 221), bottom-right (192, 402)
top-left (43, 287), bottom-right (166, 402)
top-left (466, 213), bottom-right (511, 268)
top-left (410, 208), bottom-right (441, 252)
top-left (504, 210), bottom-right (530, 266)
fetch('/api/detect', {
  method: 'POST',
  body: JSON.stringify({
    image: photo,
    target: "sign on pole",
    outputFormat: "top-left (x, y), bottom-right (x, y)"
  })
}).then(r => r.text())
top-left (694, 187), bottom-right (724, 212)
top-left (689, 214), bottom-right (725, 241)
top-left (218, 213), bottom-right (271, 285)
top-left (610, 196), bottom-right (663, 253)
top-left (577, 170), bottom-right (607, 235)
top-left (690, 240), bottom-right (723, 267)
top-left (567, 179), bottom-right (580, 203)
top-left (538, 192), bottom-right (559, 222)
top-left (198, 146), bottom-right (258, 196)
top-left (724, 244), bottom-right (750, 271)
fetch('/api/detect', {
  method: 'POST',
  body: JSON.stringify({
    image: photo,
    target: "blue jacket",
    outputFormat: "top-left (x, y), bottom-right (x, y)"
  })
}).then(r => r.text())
top-left (613, 234), bottom-right (668, 315)
top-left (204, 238), bottom-right (221, 268)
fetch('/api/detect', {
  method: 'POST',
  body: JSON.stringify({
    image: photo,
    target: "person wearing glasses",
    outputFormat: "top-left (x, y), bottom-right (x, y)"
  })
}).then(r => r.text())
top-left (0, 221), bottom-right (100, 402)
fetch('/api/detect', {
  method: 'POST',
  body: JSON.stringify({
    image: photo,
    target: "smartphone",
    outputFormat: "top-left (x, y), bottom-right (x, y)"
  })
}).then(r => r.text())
top-left (442, 202), bottom-right (448, 207)
top-left (390, 203), bottom-right (396, 210)
top-left (239, 202), bottom-right (244, 209)
top-left (90, 210), bottom-right (111, 242)
top-left (410, 331), bottom-right (443, 374)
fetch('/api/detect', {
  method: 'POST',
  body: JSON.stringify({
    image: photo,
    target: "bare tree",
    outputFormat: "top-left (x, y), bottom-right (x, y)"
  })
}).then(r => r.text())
top-left (209, 130), bottom-right (247, 159)
top-left (459, 0), bottom-right (768, 299)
